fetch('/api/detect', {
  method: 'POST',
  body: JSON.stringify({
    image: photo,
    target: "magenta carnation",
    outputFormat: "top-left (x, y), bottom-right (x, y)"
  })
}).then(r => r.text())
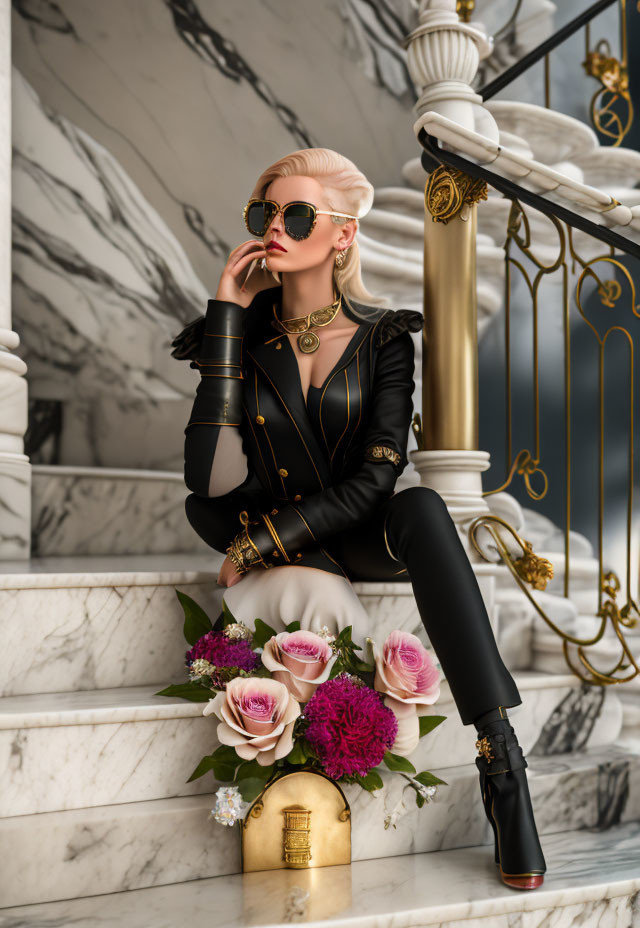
top-left (302, 674), bottom-right (398, 779)
top-left (185, 631), bottom-right (259, 675)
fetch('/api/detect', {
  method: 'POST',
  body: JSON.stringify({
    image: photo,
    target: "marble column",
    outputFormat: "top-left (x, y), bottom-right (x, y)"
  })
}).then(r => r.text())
top-left (0, 0), bottom-right (30, 559)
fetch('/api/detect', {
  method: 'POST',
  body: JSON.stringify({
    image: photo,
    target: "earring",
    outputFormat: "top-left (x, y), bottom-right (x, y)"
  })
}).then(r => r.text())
top-left (335, 249), bottom-right (347, 268)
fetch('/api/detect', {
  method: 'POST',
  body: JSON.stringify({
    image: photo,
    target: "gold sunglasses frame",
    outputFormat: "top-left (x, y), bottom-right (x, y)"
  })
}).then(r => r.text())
top-left (242, 197), bottom-right (358, 241)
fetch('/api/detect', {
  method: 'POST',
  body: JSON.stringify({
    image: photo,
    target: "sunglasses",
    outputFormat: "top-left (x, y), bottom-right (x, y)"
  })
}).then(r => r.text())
top-left (242, 198), bottom-right (358, 241)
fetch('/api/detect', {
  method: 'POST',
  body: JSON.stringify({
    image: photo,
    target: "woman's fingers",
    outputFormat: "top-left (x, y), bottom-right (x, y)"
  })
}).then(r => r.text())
top-left (226, 248), bottom-right (266, 282)
top-left (232, 247), bottom-right (266, 269)
top-left (228, 240), bottom-right (265, 266)
top-left (216, 555), bottom-right (245, 587)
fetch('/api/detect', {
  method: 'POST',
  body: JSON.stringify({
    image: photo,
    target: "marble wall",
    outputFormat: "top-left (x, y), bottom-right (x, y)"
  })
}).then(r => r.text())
top-left (11, 0), bottom-right (420, 469)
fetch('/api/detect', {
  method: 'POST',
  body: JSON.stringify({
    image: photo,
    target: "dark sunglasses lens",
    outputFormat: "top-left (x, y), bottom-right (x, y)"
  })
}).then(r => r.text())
top-left (284, 203), bottom-right (315, 240)
top-left (246, 201), bottom-right (274, 236)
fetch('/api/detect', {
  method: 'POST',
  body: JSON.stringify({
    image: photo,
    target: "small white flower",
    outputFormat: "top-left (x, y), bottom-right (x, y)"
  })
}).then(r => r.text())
top-left (418, 784), bottom-right (437, 802)
top-left (211, 785), bottom-right (248, 825)
top-left (189, 658), bottom-right (215, 678)
top-left (317, 625), bottom-right (337, 644)
top-left (223, 622), bottom-right (253, 641)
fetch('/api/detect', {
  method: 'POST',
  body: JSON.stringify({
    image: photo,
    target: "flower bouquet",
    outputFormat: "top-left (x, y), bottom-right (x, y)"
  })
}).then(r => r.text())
top-left (156, 591), bottom-right (447, 829)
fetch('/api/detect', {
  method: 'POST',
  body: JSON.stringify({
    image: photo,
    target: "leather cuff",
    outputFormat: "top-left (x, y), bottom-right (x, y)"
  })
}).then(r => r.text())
top-left (186, 300), bottom-right (245, 431)
top-left (238, 506), bottom-right (314, 567)
top-left (201, 299), bottom-right (245, 364)
top-left (187, 375), bottom-right (243, 428)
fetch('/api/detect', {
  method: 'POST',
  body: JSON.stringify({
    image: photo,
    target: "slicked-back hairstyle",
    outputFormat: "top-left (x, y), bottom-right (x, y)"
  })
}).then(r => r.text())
top-left (249, 148), bottom-right (390, 313)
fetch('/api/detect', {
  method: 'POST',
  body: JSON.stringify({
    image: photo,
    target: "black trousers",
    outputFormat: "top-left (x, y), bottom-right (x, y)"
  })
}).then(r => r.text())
top-left (185, 485), bottom-right (522, 726)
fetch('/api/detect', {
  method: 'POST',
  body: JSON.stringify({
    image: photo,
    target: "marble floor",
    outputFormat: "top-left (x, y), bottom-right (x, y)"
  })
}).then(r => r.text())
top-left (1, 820), bottom-right (638, 927)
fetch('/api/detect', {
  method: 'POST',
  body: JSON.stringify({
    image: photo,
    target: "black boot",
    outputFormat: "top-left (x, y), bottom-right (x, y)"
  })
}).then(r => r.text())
top-left (474, 706), bottom-right (546, 890)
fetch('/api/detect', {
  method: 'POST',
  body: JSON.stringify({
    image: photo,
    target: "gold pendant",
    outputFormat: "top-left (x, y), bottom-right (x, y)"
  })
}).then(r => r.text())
top-left (297, 331), bottom-right (320, 353)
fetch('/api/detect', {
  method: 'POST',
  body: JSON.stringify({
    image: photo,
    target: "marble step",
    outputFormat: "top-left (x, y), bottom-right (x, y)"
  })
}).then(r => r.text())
top-left (2, 554), bottom-right (633, 755)
top-left (0, 554), bottom-right (501, 697)
top-left (29, 393), bottom-right (193, 472)
top-left (1, 744), bottom-right (638, 908)
top-left (1, 820), bottom-right (638, 926)
top-left (0, 554), bottom-right (226, 696)
top-left (31, 464), bottom-right (209, 556)
top-left (0, 672), bottom-right (623, 818)
top-left (532, 626), bottom-right (640, 678)
top-left (0, 552), bottom-right (609, 699)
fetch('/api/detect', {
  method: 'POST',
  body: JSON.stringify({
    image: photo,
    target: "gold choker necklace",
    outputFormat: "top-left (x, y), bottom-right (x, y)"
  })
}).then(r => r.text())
top-left (272, 292), bottom-right (342, 354)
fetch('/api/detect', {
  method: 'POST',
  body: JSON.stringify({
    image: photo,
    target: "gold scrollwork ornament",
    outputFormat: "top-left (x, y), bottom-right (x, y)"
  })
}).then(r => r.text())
top-left (468, 514), bottom-right (639, 686)
top-left (425, 165), bottom-right (488, 224)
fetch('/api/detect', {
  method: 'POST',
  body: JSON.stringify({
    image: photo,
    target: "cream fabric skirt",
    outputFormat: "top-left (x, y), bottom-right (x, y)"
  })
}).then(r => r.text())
top-left (220, 564), bottom-right (370, 643)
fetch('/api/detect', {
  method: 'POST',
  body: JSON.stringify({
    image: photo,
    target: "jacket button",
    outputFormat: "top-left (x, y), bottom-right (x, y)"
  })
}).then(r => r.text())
top-left (255, 415), bottom-right (265, 425)
top-left (278, 468), bottom-right (288, 477)
top-left (293, 494), bottom-right (302, 501)
top-left (275, 342), bottom-right (282, 349)
top-left (272, 549), bottom-right (280, 557)
top-left (296, 552), bottom-right (302, 558)
top-left (271, 508), bottom-right (278, 515)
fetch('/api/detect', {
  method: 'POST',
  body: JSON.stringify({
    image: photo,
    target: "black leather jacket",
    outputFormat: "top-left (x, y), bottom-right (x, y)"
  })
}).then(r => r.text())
top-left (171, 285), bottom-right (423, 578)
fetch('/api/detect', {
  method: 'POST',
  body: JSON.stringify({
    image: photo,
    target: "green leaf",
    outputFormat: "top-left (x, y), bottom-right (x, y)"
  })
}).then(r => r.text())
top-left (154, 681), bottom-right (213, 702)
top-left (221, 600), bottom-right (238, 627)
top-left (212, 764), bottom-right (237, 782)
top-left (284, 620), bottom-right (301, 633)
top-left (286, 740), bottom-right (308, 765)
top-left (237, 777), bottom-right (271, 803)
top-left (415, 791), bottom-right (426, 808)
top-left (186, 755), bottom-right (216, 782)
top-left (352, 659), bottom-right (374, 674)
top-left (186, 744), bottom-right (246, 783)
top-left (186, 755), bottom-right (235, 783)
top-left (236, 759), bottom-right (274, 782)
top-left (414, 770), bottom-right (448, 787)
top-left (418, 715), bottom-right (447, 738)
top-left (176, 589), bottom-right (213, 645)
top-left (354, 769), bottom-right (384, 791)
top-left (212, 744), bottom-right (242, 764)
top-left (252, 618), bottom-right (278, 650)
top-left (333, 625), bottom-right (353, 648)
top-left (383, 752), bottom-right (416, 774)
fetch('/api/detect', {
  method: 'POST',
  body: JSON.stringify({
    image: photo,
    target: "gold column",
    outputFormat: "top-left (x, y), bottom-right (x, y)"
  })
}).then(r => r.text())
top-left (422, 166), bottom-right (488, 450)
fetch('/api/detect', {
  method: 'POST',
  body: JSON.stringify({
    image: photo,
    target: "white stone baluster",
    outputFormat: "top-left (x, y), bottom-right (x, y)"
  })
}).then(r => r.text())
top-left (0, 0), bottom-right (30, 559)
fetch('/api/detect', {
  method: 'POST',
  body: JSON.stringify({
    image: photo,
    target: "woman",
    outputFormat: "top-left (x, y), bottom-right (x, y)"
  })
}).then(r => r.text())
top-left (171, 147), bottom-right (546, 890)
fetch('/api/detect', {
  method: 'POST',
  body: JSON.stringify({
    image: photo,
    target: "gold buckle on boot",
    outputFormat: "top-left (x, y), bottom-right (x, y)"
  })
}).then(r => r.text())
top-left (476, 736), bottom-right (494, 761)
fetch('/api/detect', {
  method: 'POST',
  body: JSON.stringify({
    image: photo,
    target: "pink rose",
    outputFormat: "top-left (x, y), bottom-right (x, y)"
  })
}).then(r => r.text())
top-left (261, 630), bottom-right (338, 702)
top-left (373, 630), bottom-right (441, 756)
top-left (204, 676), bottom-right (300, 766)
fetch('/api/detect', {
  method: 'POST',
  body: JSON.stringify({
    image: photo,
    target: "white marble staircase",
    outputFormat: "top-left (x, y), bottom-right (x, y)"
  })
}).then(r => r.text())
top-left (0, 552), bottom-right (639, 920)
top-left (1, 822), bottom-right (639, 927)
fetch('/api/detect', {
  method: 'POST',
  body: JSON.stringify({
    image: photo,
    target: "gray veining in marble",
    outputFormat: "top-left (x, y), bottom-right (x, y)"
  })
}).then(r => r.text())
top-left (0, 820), bottom-right (638, 927)
top-left (2, 743), bottom-right (639, 908)
top-left (31, 465), bottom-right (209, 557)
top-left (11, 0), bottom-right (420, 469)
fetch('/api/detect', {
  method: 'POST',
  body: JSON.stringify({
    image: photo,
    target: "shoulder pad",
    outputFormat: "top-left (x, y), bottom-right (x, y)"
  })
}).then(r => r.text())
top-left (375, 309), bottom-right (423, 348)
top-left (170, 315), bottom-right (205, 362)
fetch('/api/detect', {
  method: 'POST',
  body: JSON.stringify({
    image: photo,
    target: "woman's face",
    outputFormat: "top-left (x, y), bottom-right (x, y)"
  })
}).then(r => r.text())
top-left (259, 175), bottom-right (357, 276)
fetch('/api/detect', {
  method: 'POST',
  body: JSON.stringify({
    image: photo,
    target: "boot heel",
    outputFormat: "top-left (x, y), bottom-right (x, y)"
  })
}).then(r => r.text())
top-left (481, 775), bottom-right (499, 863)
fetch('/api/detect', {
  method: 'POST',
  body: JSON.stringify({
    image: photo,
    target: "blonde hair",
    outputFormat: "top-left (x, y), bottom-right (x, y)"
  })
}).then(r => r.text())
top-left (249, 148), bottom-right (390, 311)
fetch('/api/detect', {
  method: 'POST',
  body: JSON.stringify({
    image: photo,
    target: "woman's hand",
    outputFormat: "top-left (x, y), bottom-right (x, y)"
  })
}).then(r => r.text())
top-left (215, 240), bottom-right (276, 308)
top-left (217, 554), bottom-right (245, 588)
